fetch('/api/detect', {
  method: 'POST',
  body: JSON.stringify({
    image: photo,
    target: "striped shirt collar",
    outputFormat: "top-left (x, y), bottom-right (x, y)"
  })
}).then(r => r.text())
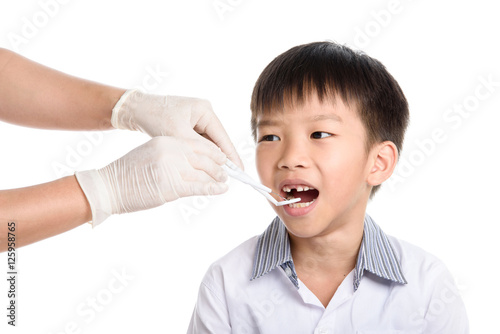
top-left (251, 214), bottom-right (407, 291)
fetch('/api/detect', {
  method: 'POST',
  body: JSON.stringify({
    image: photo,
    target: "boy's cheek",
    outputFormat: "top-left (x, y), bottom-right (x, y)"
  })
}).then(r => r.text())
top-left (255, 151), bottom-right (269, 181)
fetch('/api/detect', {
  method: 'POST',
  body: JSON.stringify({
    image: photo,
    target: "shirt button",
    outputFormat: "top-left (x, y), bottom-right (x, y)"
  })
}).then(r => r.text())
top-left (285, 267), bottom-right (292, 276)
top-left (317, 328), bottom-right (329, 334)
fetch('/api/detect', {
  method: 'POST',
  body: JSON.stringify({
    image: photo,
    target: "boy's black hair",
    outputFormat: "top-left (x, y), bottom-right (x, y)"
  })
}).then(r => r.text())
top-left (250, 41), bottom-right (409, 196)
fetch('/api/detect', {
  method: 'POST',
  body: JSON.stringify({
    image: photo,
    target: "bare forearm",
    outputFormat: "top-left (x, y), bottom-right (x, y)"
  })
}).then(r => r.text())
top-left (0, 176), bottom-right (91, 251)
top-left (0, 48), bottom-right (125, 130)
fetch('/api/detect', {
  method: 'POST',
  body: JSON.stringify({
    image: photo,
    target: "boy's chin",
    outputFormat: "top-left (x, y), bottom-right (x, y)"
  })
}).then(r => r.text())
top-left (276, 212), bottom-right (322, 233)
top-left (281, 221), bottom-right (327, 240)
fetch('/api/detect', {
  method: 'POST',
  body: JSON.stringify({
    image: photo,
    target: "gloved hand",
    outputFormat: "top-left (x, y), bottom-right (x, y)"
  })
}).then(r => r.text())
top-left (75, 136), bottom-right (228, 226)
top-left (111, 89), bottom-right (244, 169)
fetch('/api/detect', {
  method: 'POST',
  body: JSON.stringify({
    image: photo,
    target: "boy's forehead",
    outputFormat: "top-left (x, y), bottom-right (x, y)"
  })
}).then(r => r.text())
top-left (256, 95), bottom-right (354, 127)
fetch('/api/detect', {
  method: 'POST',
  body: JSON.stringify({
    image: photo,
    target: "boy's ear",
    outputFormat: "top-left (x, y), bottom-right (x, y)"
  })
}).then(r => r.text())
top-left (366, 141), bottom-right (398, 186)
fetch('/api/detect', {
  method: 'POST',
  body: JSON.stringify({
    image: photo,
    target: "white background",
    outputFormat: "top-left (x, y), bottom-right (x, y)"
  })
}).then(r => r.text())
top-left (1, 0), bottom-right (499, 333)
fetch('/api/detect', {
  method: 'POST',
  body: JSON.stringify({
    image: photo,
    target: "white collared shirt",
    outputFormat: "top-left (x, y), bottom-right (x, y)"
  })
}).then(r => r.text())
top-left (188, 215), bottom-right (469, 333)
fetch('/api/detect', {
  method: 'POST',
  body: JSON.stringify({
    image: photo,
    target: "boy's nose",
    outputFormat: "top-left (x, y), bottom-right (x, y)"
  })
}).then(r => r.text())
top-left (277, 141), bottom-right (309, 171)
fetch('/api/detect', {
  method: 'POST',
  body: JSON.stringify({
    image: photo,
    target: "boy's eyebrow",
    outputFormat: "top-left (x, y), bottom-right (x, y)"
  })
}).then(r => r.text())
top-left (256, 119), bottom-right (279, 128)
top-left (257, 114), bottom-right (343, 128)
top-left (310, 114), bottom-right (343, 123)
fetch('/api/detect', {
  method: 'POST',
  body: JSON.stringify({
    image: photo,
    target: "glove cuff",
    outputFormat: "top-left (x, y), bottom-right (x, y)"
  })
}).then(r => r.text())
top-left (75, 169), bottom-right (113, 227)
top-left (110, 89), bottom-right (140, 131)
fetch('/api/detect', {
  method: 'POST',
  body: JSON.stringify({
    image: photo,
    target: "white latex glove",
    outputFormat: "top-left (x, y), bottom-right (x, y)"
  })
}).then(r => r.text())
top-left (75, 136), bottom-right (228, 226)
top-left (111, 89), bottom-right (244, 169)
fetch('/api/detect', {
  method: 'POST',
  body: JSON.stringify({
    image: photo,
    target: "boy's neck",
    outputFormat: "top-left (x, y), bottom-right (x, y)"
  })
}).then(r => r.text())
top-left (289, 210), bottom-right (365, 278)
top-left (288, 210), bottom-right (366, 308)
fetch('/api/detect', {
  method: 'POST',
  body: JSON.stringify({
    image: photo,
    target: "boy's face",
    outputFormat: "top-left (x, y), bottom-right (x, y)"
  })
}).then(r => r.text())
top-left (255, 93), bottom-right (374, 239)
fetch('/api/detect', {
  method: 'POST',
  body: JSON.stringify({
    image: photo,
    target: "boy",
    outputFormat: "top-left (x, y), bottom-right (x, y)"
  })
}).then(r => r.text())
top-left (188, 42), bottom-right (468, 333)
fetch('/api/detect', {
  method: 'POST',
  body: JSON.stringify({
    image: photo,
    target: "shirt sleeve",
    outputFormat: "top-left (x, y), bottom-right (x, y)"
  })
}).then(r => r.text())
top-left (187, 276), bottom-right (231, 334)
top-left (422, 262), bottom-right (469, 334)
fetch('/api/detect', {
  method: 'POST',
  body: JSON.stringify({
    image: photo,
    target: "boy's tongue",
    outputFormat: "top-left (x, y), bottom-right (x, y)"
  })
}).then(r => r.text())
top-left (291, 189), bottom-right (319, 203)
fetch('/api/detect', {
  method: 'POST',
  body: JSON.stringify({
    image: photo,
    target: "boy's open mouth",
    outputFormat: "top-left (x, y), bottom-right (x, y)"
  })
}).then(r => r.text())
top-left (282, 185), bottom-right (319, 208)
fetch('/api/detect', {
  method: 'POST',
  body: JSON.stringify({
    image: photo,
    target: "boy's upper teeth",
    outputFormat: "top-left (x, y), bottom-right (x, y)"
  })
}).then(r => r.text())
top-left (282, 185), bottom-right (314, 192)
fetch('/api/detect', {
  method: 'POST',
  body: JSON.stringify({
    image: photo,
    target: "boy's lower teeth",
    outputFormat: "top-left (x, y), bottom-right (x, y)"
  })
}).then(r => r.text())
top-left (288, 199), bottom-right (315, 208)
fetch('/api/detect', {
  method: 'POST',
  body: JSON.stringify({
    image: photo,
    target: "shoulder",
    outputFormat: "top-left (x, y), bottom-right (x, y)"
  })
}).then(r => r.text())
top-left (389, 235), bottom-right (443, 269)
top-left (213, 235), bottom-right (259, 268)
top-left (189, 237), bottom-right (260, 333)
top-left (388, 235), bottom-right (443, 269)
top-left (201, 236), bottom-right (259, 288)
top-left (385, 237), bottom-right (469, 331)
top-left (387, 235), bottom-right (456, 289)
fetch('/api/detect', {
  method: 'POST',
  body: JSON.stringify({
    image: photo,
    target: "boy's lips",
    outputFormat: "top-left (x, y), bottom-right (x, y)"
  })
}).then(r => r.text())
top-left (278, 179), bottom-right (320, 217)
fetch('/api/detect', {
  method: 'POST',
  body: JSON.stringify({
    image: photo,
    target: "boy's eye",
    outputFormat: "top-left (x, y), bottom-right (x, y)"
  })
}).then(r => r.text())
top-left (260, 134), bottom-right (280, 142)
top-left (311, 132), bottom-right (333, 139)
